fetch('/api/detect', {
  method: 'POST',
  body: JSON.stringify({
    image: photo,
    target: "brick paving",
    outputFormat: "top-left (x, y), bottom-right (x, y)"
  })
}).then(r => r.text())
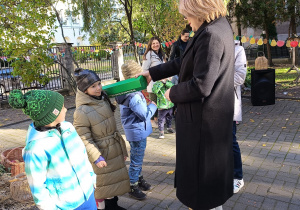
top-left (0, 98), bottom-right (299, 210)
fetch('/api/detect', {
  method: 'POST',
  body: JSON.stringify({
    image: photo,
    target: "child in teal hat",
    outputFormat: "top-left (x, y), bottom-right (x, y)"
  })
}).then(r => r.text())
top-left (9, 89), bottom-right (97, 210)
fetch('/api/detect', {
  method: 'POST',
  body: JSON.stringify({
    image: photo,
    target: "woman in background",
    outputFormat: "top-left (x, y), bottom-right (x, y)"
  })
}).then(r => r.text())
top-left (142, 37), bottom-right (166, 128)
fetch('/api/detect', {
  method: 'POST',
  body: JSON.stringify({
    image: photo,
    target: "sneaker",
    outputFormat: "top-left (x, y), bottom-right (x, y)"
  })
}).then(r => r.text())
top-left (129, 183), bottom-right (147, 200)
top-left (167, 128), bottom-right (176, 133)
top-left (138, 175), bottom-right (151, 191)
top-left (158, 131), bottom-right (164, 139)
top-left (234, 179), bottom-right (244, 193)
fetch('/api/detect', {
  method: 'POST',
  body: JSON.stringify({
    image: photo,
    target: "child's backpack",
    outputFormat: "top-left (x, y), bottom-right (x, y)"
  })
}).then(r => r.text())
top-left (255, 52), bottom-right (268, 70)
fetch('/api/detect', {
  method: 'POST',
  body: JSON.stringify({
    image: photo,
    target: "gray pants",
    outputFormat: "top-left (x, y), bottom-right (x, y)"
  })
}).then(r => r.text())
top-left (158, 108), bottom-right (173, 132)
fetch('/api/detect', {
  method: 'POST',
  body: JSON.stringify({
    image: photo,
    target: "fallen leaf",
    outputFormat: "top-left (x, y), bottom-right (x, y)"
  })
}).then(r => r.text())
top-left (167, 171), bottom-right (174, 175)
top-left (4, 118), bottom-right (10, 121)
top-left (262, 144), bottom-right (266, 147)
top-left (282, 127), bottom-right (286, 129)
top-left (250, 119), bottom-right (255, 122)
top-left (263, 134), bottom-right (267, 137)
top-left (163, 155), bottom-right (167, 156)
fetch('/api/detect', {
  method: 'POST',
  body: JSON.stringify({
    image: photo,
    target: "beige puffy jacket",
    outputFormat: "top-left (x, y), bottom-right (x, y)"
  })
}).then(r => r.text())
top-left (73, 89), bottom-right (130, 199)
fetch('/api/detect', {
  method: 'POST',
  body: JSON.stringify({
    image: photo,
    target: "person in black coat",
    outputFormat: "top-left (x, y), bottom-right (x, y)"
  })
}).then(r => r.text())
top-left (136, 0), bottom-right (235, 209)
top-left (169, 29), bottom-right (190, 61)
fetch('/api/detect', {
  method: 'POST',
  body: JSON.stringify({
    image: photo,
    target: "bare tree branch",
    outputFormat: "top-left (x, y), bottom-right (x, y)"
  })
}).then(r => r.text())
top-left (51, 4), bottom-right (79, 69)
top-left (111, 18), bottom-right (131, 37)
top-left (119, 0), bottom-right (125, 7)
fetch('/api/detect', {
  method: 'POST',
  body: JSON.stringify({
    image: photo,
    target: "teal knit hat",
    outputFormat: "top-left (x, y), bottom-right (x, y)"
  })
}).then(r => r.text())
top-left (8, 90), bottom-right (64, 127)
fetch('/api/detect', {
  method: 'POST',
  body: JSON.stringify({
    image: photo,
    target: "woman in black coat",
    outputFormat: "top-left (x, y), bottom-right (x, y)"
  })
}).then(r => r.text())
top-left (137, 0), bottom-right (235, 209)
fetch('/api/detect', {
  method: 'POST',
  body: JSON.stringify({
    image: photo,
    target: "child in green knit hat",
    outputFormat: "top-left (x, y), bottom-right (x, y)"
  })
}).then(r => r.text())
top-left (9, 89), bottom-right (97, 210)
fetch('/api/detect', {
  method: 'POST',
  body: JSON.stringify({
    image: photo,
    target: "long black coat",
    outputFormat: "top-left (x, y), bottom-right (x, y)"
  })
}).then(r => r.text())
top-left (149, 17), bottom-right (234, 210)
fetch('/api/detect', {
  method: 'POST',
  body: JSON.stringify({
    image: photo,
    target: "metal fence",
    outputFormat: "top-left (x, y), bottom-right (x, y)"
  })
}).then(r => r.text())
top-left (122, 45), bottom-right (146, 64)
top-left (0, 45), bottom-right (114, 101)
top-left (0, 48), bottom-right (63, 101)
top-left (245, 45), bottom-right (299, 60)
top-left (71, 46), bottom-right (113, 80)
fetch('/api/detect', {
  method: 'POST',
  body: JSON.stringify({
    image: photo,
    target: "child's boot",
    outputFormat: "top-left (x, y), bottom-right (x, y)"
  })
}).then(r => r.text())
top-left (104, 196), bottom-right (126, 210)
top-left (138, 175), bottom-right (151, 191)
top-left (129, 183), bottom-right (146, 200)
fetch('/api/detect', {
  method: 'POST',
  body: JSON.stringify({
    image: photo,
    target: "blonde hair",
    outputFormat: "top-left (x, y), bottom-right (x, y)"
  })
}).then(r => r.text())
top-left (179, 0), bottom-right (227, 23)
top-left (121, 60), bottom-right (143, 80)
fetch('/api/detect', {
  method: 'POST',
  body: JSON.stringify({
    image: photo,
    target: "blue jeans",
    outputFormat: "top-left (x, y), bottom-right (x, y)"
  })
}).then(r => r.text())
top-left (75, 191), bottom-right (97, 210)
top-left (233, 121), bottom-right (243, 180)
top-left (129, 138), bottom-right (147, 184)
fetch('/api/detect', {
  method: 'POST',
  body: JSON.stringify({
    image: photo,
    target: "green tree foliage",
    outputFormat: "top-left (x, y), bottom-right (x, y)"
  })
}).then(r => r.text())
top-left (276, 0), bottom-right (300, 36)
top-left (71, 0), bottom-right (188, 61)
top-left (134, 0), bottom-right (186, 43)
top-left (235, 0), bottom-right (277, 66)
top-left (0, 0), bottom-right (57, 85)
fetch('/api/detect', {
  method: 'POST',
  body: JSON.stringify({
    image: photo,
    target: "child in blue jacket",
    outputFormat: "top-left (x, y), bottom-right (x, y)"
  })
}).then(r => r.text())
top-left (115, 60), bottom-right (157, 200)
top-left (9, 89), bottom-right (96, 210)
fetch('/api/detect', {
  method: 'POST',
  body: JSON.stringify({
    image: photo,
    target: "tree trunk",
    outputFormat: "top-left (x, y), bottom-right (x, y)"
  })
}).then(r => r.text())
top-left (290, 14), bottom-right (298, 65)
top-left (264, 23), bottom-right (273, 66)
top-left (237, 15), bottom-right (242, 46)
top-left (124, 0), bottom-right (139, 64)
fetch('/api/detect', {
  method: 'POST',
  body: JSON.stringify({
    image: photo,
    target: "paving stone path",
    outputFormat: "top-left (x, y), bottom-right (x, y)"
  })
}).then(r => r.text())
top-left (0, 98), bottom-right (299, 210)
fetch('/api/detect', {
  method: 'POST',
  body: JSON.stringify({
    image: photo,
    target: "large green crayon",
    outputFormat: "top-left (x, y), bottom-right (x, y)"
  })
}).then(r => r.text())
top-left (103, 76), bottom-right (147, 97)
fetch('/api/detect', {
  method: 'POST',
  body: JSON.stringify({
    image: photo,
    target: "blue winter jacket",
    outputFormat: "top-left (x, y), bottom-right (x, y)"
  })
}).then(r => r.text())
top-left (23, 121), bottom-right (96, 210)
top-left (115, 92), bottom-right (157, 141)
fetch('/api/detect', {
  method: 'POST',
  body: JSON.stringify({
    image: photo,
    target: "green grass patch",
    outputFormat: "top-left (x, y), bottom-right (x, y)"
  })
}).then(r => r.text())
top-left (245, 67), bottom-right (299, 89)
top-left (275, 68), bottom-right (298, 83)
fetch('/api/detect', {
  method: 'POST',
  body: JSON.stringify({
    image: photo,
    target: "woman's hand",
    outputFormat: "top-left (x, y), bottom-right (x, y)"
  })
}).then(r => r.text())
top-left (135, 70), bottom-right (152, 84)
top-left (124, 156), bottom-right (127, 161)
top-left (164, 88), bottom-right (171, 101)
top-left (96, 160), bottom-right (107, 168)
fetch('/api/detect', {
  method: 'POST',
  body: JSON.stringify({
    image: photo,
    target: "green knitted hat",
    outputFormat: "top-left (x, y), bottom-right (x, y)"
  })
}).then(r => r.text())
top-left (8, 90), bottom-right (64, 127)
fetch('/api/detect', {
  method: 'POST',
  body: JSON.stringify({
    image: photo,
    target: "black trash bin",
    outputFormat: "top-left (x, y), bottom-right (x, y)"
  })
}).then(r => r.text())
top-left (251, 68), bottom-right (275, 106)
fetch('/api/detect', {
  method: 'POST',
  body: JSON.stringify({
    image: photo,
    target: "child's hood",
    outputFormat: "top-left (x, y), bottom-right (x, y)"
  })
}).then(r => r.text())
top-left (25, 121), bottom-right (70, 144)
top-left (115, 92), bottom-right (144, 107)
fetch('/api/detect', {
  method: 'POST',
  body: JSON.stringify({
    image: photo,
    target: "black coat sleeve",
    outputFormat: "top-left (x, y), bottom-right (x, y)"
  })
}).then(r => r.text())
top-left (169, 31), bottom-right (224, 104)
top-left (149, 58), bottom-right (181, 81)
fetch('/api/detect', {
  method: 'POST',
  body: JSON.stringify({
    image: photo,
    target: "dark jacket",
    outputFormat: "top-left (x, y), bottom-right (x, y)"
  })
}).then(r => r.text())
top-left (169, 38), bottom-right (188, 61)
top-left (149, 17), bottom-right (235, 210)
top-left (115, 92), bottom-right (157, 141)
